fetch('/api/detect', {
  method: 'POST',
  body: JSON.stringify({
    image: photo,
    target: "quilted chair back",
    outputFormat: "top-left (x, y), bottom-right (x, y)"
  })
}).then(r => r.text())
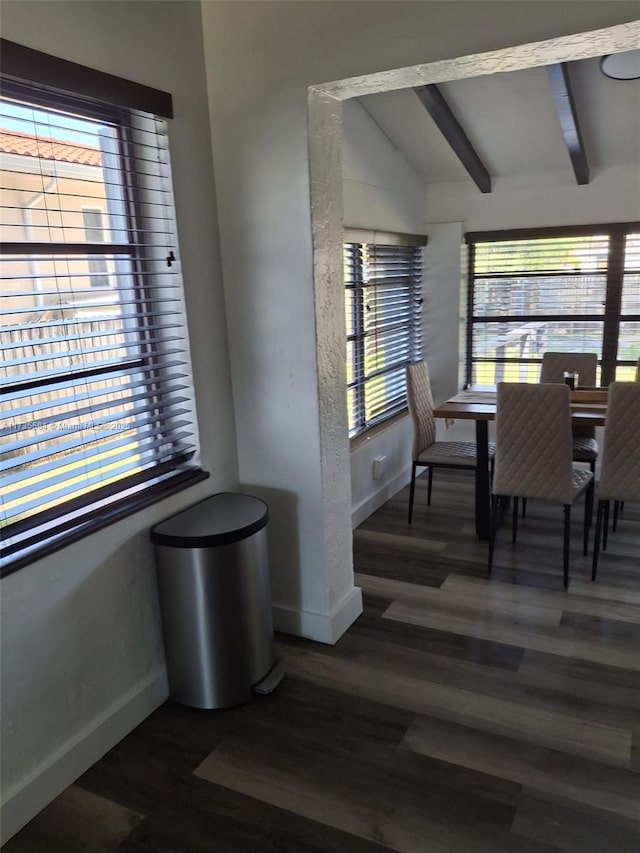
top-left (406, 361), bottom-right (436, 460)
top-left (494, 382), bottom-right (575, 504)
top-left (540, 351), bottom-right (597, 386)
top-left (540, 351), bottom-right (598, 440)
top-left (598, 382), bottom-right (640, 502)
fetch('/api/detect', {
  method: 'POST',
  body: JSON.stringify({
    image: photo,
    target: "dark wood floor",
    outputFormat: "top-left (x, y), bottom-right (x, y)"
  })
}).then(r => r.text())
top-left (6, 472), bottom-right (640, 852)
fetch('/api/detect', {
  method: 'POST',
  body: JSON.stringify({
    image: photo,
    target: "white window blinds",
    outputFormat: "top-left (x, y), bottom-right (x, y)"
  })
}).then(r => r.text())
top-left (466, 225), bottom-right (640, 386)
top-left (0, 75), bottom-right (201, 567)
top-left (344, 238), bottom-right (424, 436)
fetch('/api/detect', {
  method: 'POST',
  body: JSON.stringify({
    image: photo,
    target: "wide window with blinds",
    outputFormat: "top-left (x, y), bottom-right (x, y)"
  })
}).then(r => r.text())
top-left (466, 224), bottom-right (640, 387)
top-left (344, 232), bottom-right (425, 437)
top-left (0, 43), bottom-right (205, 573)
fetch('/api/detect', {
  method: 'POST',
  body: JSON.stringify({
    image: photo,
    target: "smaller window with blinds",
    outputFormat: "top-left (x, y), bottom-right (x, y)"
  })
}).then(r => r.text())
top-left (0, 48), bottom-right (205, 573)
top-left (344, 231), bottom-right (425, 437)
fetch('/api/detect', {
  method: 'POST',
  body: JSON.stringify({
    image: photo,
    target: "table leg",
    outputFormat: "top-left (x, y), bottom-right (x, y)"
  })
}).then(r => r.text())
top-left (475, 420), bottom-right (490, 540)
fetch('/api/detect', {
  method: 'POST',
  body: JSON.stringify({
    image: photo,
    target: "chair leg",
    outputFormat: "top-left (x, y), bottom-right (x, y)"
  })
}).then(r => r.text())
top-left (603, 501), bottom-right (610, 551)
top-left (583, 480), bottom-right (594, 557)
top-left (592, 500), bottom-right (606, 581)
top-left (488, 494), bottom-right (500, 574)
top-left (427, 467), bottom-right (434, 506)
top-left (563, 504), bottom-right (571, 590)
top-left (613, 500), bottom-right (620, 533)
top-left (408, 462), bottom-right (417, 524)
top-left (522, 498), bottom-right (527, 519)
top-left (512, 497), bottom-right (519, 543)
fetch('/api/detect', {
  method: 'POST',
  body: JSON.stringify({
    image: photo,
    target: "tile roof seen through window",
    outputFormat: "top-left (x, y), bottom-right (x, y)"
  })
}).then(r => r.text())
top-left (0, 128), bottom-right (101, 166)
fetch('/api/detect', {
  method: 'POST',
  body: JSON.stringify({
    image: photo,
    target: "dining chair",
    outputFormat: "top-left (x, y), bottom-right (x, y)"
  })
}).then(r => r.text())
top-left (591, 382), bottom-right (640, 580)
top-left (488, 382), bottom-right (594, 589)
top-left (540, 351), bottom-right (599, 474)
top-left (636, 357), bottom-right (640, 381)
top-left (405, 360), bottom-right (495, 524)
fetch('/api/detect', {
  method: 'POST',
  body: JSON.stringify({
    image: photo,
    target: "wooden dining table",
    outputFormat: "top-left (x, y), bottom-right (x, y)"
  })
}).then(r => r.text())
top-left (433, 387), bottom-right (608, 541)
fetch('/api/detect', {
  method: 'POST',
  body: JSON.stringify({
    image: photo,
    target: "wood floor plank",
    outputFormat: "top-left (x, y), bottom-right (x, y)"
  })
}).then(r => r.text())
top-left (325, 629), bottom-right (640, 734)
top-left (440, 574), bottom-right (640, 623)
top-left (401, 715), bottom-right (640, 820)
top-left (559, 610), bottom-right (640, 642)
top-left (354, 528), bottom-right (447, 554)
top-left (2, 786), bottom-right (144, 853)
top-left (356, 572), bottom-right (564, 627)
top-left (276, 640), bottom-right (633, 767)
top-left (194, 737), bottom-right (557, 853)
top-left (383, 598), bottom-right (640, 672)
top-left (352, 598), bottom-right (526, 671)
top-left (512, 791), bottom-right (640, 853)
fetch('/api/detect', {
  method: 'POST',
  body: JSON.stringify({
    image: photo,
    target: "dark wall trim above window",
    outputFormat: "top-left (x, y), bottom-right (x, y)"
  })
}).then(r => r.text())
top-left (344, 227), bottom-right (427, 248)
top-left (466, 222), bottom-right (640, 243)
top-left (0, 38), bottom-right (173, 118)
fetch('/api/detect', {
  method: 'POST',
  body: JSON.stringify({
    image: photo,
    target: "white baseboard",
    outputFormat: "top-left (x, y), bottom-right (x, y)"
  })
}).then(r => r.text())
top-left (351, 465), bottom-right (411, 529)
top-left (272, 585), bottom-right (363, 644)
top-left (0, 670), bottom-right (168, 845)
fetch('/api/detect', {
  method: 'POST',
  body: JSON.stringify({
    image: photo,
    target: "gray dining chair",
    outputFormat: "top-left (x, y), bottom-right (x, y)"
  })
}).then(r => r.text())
top-left (488, 382), bottom-right (594, 589)
top-left (540, 351), bottom-right (599, 474)
top-left (592, 382), bottom-right (640, 580)
top-left (405, 360), bottom-right (495, 523)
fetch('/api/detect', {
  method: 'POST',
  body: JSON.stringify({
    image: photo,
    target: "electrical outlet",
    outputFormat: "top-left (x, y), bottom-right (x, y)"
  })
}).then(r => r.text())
top-left (372, 456), bottom-right (386, 480)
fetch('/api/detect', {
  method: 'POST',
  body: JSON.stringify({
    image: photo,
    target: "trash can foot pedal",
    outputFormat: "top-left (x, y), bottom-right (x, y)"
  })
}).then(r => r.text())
top-left (254, 663), bottom-right (285, 695)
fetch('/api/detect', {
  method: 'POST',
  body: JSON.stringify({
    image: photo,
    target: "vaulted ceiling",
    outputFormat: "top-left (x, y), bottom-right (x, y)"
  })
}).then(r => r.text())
top-left (357, 57), bottom-right (640, 189)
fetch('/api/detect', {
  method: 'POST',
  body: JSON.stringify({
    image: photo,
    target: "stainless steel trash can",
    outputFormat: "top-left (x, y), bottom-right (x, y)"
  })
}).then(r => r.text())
top-left (150, 492), bottom-right (279, 709)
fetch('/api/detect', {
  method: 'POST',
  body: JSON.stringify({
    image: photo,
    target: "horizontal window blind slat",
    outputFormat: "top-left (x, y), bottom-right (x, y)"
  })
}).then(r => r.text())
top-left (2, 401), bottom-right (192, 458)
top-left (0, 347), bottom-right (185, 388)
top-left (2, 429), bottom-right (193, 490)
top-left (3, 441), bottom-right (195, 519)
top-left (4, 378), bottom-right (189, 420)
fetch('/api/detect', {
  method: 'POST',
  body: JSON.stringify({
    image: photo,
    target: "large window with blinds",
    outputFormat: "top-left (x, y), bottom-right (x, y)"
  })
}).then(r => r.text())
top-left (0, 45), bottom-right (205, 572)
top-left (344, 231), bottom-right (425, 437)
top-left (466, 224), bottom-right (640, 387)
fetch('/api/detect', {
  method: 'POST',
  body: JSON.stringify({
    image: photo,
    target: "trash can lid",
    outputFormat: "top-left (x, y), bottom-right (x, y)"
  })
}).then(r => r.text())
top-left (150, 492), bottom-right (268, 548)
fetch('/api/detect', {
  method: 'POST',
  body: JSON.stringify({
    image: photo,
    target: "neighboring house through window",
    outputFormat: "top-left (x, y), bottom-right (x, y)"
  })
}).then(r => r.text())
top-left (82, 208), bottom-right (110, 288)
top-left (465, 224), bottom-right (640, 386)
top-left (344, 229), bottom-right (425, 437)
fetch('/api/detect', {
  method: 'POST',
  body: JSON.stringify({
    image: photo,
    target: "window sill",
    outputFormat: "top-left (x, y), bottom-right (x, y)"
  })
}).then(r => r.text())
top-left (349, 409), bottom-right (409, 451)
top-left (0, 468), bottom-right (210, 579)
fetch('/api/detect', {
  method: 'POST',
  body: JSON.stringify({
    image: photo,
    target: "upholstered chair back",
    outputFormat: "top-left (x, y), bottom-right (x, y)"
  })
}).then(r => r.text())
top-left (493, 382), bottom-right (575, 504)
top-left (598, 382), bottom-right (640, 503)
top-left (406, 361), bottom-right (436, 460)
top-left (540, 351), bottom-right (597, 386)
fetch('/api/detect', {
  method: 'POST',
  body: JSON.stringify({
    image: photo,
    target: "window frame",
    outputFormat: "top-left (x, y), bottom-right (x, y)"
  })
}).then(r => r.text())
top-left (464, 222), bottom-right (640, 387)
top-left (0, 41), bottom-right (207, 577)
top-left (344, 229), bottom-right (426, 439)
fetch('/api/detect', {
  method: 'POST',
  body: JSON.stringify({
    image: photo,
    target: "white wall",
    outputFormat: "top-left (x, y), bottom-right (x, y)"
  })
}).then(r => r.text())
top-left (0, 1), bottom-right (237, 842)
top-left (202, 0), bottom-right (639, 584)
top-left (343, 99), bottom-right (426, 233)
top-left (426, 164), bottom-right (640, 231)
top-left (342, 99), bottom-right (426, 524)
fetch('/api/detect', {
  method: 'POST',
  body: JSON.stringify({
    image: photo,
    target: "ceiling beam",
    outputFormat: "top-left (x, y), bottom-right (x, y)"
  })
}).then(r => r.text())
top-left (546, 62), bottom-right (590, 185)
top-left (413, 84), bottom-right (491, 194)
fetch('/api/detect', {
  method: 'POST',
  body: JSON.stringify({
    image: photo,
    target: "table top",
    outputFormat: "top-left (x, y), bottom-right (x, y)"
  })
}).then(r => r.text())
top-left (433, 387), bottom-right (608, 425)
